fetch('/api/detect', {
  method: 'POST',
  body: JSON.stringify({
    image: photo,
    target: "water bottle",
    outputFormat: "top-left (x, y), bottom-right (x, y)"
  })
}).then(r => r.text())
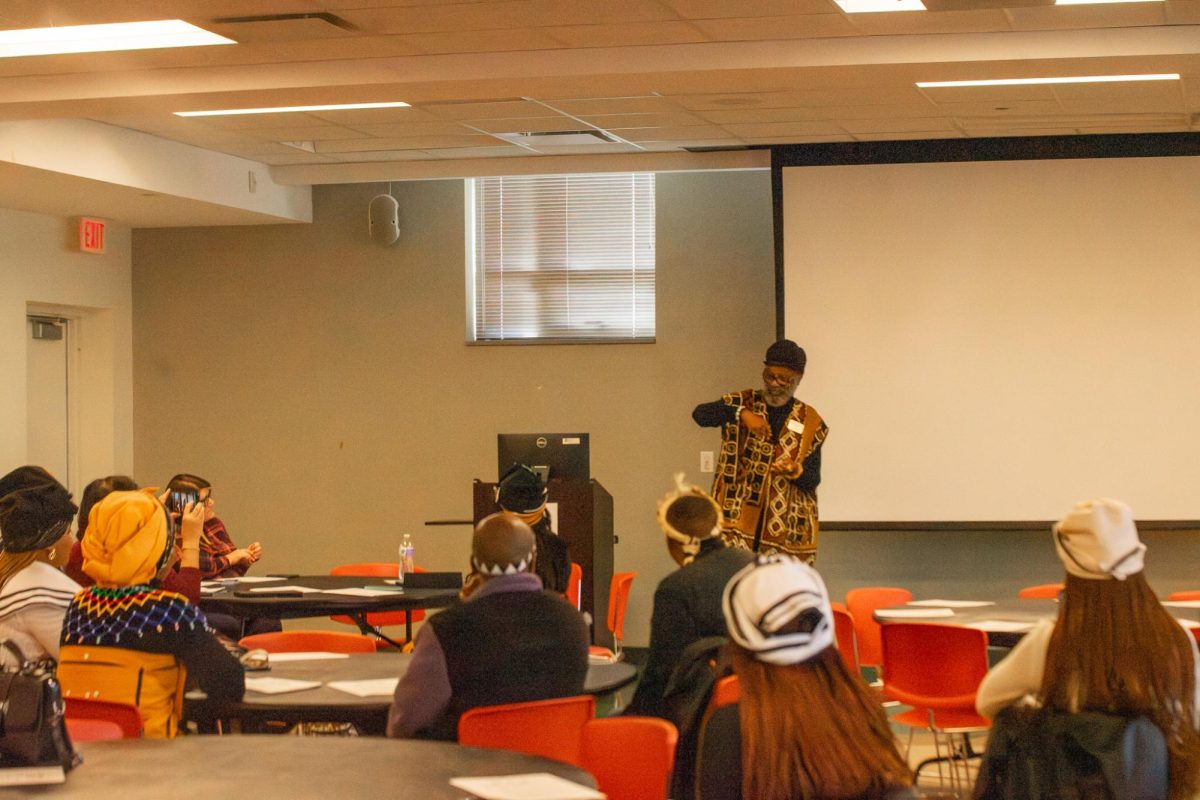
top-left (400, 534), bottom-right (415, 580)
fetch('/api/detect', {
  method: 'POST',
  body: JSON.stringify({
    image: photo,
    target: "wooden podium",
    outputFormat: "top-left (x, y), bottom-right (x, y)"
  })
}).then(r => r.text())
top-left (473, 479), bottom-right (614, 648)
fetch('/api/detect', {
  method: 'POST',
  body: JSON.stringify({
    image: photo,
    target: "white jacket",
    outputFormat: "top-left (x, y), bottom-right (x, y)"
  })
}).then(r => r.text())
top-left (0, 561), bottom-right (80, 665)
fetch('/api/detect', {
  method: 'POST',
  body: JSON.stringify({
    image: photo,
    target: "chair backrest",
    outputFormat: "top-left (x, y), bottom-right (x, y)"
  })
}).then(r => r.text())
top-left (238, 630), bottom-right (377, 653)
top-left (844, 587), bottom-right (913, 669)
top-left (608, 571), bottom-right (636, 644)
top-left (329, 563), bottom-right (426, 630)
top-left (709, 674), bottom-right (740, 710)
top-left (581, 716), bottom-right (678, 800)
top-left (1019, 583), bottom-right (1065, 600)
top-left (566, 562), bottom-right (582, 609)
top-left (64, 696), bottom-right (143, 738)
top-left (880, 622), bottom-right (989, 711)
top-left (974, 707), bottom-right (1168, 800)
top-left (830, 604), bottom-right (859, 672)
top-left (1169, 590), bottom-right (1200, 602)
top-left (458, 695), bottom-right (596, 766)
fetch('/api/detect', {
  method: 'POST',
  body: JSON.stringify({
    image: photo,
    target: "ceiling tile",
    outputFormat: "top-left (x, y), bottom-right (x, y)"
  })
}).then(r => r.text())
top-left (342, 121), bottom-right (482, 137)
top-left (848, 8), bottom-right (1011, 34)
top-left (188, 113), bottom-right (328, 131)
top-left (722, 121), bottom-right (847, 137)
top-left (524, 143), bottom-right (645, 154)
top-left (661, 0), bottom-right (837, 18)
top-left (1006, 3), bottom-right (1165, 30)
top-left (421, 145), bottom-right (531, 158)
top-left (545, 21), bottom-right (708, 47)
top-left (576, 111), bottom-right (710, 127)
top-left (549, 96), bottom-right (684, 115)
top-left (340, 0), bottom-right (675, 35)
top-left (421, 100), bottom-right (549, 120)
top-left (689, 13), bottom-right (860, 40)
top-left (398, 27), bottom-right (565, 54)
top-left (837, 117), bottom-right (959, 134)
top-left (698, 101), bottom-right (941, 123)
top-left (244, 125), bottom-right (371, 141)
top-left (327, 150), bottom-right (436, 162)
top-left (315, 134), bottom-right (496, 153)
top-left (741, 134), bottom-right (854, 144)
top-left (852, 130), bottom-right (963, 141)
top-left (919, 84), bottom-right (1060, 103)
top-left (252, 152), bottom-right (343, 165)
top-left (1165, 1), bottom-right (1200, 23)
top-left (936, 98), bottom-right (1064, 116)
top-left (462, 116), bottom-right (594, 134)
top-left (612, 124), bottom-right (737, 141)
top-left (308, 106), bottom-right (446, 125)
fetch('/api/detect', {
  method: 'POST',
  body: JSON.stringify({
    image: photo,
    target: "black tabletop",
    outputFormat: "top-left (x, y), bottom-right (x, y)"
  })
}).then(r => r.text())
top-left (185, 651), bottom-right (639, 732)
top-left (0, 737), bottom-right (597, 799)
top-left (198, 575), bottom-right (462, 620)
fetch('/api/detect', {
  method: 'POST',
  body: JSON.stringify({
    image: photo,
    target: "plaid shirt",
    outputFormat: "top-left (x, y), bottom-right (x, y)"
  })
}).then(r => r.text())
top-left (199, 517), bottom-right (248, 580)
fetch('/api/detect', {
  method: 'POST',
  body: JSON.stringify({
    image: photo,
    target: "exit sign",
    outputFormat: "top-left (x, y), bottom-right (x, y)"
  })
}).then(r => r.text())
top-left (78, 217), bottom-right (106, 253)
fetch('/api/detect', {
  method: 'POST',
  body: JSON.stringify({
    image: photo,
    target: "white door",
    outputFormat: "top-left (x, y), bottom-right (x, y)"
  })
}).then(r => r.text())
top-left (26, 316), bottom-right (71, 485)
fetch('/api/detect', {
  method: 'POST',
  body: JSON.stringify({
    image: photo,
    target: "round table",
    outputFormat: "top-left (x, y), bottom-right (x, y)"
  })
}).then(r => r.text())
top-left (185, 651), bottom-right (639, 733)
top-left (0, 736), bottom-right (597, 798)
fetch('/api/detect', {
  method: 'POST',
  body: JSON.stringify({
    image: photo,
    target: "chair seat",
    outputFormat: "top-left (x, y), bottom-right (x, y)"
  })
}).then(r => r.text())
top-left (893, 706), bottom-right (992, 733)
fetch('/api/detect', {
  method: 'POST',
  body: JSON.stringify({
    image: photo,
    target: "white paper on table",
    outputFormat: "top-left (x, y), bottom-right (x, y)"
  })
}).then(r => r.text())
top-left (320, 588), bottom-right (403, 598)
top-left (265, 652), bottom-right (352, 663)
top-left (964, 620), bottom-right (1036, 633)
top-left (199, 585), bottom-right (222, 596)
top-left (326, 678), bottom-right (400, 697)
top-left (247, 585), bottom-right (321, 593)
top-left (227, 576), bottom-right (286, 583)
top-left (907, 599), bottom-right (995, 608)
top-left (449, 773), bottom-right (605, 800)
top-left (244, 677), bottom-right (322, 695)
top-left (875, 607), bottom-right (955, 619)
top-left (1163, 600), bottom-right (1200, 609)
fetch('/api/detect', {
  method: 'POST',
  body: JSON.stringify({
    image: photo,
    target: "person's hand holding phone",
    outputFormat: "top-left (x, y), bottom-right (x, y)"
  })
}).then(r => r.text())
top-left (178, 500), bottom-right (204, 569)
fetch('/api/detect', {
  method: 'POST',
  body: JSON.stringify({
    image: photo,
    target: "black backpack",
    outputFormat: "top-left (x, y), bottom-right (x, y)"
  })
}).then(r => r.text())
top-left (661, 636), bottom-right (732, 800)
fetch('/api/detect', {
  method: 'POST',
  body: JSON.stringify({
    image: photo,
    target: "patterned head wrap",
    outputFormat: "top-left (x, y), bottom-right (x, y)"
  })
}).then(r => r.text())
top-left (723, 555), bottom-right (834, 666)
top-left (0, 479), bottom-right (77, 553)
top-left (656, 473), bottom-right (722, 564)
top-left (471, 513), bottom-right (537, 576)
top-left (496, 464), bottom-right (547, 526)
top-left (1053, 498), bottom-right (1145, 581)
top-left (82, 489), bottom-right (172, 587)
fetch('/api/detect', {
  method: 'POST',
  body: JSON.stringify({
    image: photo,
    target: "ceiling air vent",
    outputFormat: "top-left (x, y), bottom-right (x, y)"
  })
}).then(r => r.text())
top-left (493, 130), bottom-right (618, 148)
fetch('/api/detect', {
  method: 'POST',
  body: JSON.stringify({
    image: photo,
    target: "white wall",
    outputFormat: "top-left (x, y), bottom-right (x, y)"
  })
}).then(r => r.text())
top-left (0, 206), bottom-right (134, 495)
top-left (131, 172), bottom-right (776, 647)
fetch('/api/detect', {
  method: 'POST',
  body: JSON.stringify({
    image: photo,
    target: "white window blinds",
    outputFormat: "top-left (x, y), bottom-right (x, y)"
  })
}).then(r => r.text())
top-left (470, 173), bottom-right (655, 343)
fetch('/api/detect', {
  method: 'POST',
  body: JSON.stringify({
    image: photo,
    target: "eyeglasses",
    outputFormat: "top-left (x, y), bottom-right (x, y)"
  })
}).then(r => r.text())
top-left (762, 368), bottom-right (799, 387)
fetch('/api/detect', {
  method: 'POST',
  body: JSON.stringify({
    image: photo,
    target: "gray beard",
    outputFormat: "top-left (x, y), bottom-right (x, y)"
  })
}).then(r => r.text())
top-left (763, 389), bottom-right (794, 407)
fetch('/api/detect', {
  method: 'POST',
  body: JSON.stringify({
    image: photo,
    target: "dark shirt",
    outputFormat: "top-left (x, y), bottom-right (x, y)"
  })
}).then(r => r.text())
top-left (692, 398), bottom-right (822, 493)
top-left (65, 541), bottom-right (202, 605)
top-left (626, 538), bottom-right (754, 719)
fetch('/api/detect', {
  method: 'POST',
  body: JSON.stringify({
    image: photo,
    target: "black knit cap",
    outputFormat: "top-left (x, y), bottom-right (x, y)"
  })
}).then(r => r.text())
top-left (497, 463), bottom-right (547, 514)
top-left (764, 339), bottom-right (807, 373)
top-left (0, 465), bottom-right (56, 500)
top-left (0, 480), bottom-right (77, 553)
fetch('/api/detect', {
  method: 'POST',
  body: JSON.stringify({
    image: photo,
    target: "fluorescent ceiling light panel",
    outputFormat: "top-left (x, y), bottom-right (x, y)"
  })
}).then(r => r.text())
top-left (176, 101), bottom-right (412, 117)
top-left (834, 0), bottom-right (926, 12)
top-left (917, 73), bottom-right (1179, 88)
top-left (0, 20), bottom-right (233, 58)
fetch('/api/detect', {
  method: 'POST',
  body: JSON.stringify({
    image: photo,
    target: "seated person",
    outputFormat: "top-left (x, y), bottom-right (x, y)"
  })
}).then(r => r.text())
top-left (65, 475), bottom-right (202, 604)
top-left (387, 513), bottom-right (588, 740)
top-left (496, 464), bottom-right (570, 594)
top-left (626, 473), bottom-right (753, 718)
top-left (57, 489), bottom-right (244, 738)
top-left (0, 468), bottom-right (80, 665)
top-left (976, 498), bottom-right (1200, 798)
top-left (697, 555), bottom-right (915, 800)
top-left (165, 473), bottom-right (277, 639)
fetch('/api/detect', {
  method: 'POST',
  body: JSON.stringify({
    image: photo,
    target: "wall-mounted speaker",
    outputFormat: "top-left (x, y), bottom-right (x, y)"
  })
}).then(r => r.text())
top-left (368, 194), bottom-right (400, 246)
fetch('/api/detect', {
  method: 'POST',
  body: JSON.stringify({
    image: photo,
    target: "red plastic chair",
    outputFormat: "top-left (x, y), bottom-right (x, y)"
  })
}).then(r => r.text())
top-left (458, 695), bottom-right (596, 766)
top-left (66, 718), bottom-right (124, 742)
top-left (565, 562), bottom-right (582, 609)
top-left (329, 563), bottom-right (426, 637)
top-left (581, 716), bottom-right (678, 800)
top-left (881, 622), bottom-right (992, 789)
top-left (64, 697), bottom-right (143, 739)
top-left (1168, 591), bottom-right (1200, 602)
top-left (238, 630), bottom-right (377, 653)
top-left (845, 587), bottom-right (913, 673)
top-left (709, 674), bottom-right (740, 709)
top-left (830, 602), bottom-right (860, 672)
top-left (588, 571), bottom-right (636, 662)
top-left (1018, 583), bottom-right (1064, 599)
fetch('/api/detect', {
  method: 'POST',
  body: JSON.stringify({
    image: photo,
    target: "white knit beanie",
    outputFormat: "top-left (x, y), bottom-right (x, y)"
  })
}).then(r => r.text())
top-left (1053, 498), bottom-right (1145, 581)
top-left (722, 555), bottom-right (834, 665)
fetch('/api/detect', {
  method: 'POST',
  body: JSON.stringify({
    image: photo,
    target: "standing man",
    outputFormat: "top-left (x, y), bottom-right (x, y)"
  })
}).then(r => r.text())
top-left (693, 339), bottom-right (828, 563)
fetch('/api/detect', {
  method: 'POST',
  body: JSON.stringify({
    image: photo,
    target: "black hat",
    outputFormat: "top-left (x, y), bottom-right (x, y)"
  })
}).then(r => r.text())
top-left (497, 464), bottom-right (547, 514)
top-left (0, 481), bottom-right (77, 553)
top-left (0, 465), bottom-right (56, 500)
top-left (764, 339), bottom-right (806, 373)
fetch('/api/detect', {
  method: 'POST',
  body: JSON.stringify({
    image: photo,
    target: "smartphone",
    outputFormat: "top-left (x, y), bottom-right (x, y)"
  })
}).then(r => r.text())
top-left (167, 488), bottom-right (200, 516)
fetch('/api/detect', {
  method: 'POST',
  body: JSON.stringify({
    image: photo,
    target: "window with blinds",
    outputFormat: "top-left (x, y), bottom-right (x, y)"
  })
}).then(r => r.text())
top-left (468, 173), bottom-right (655, 343)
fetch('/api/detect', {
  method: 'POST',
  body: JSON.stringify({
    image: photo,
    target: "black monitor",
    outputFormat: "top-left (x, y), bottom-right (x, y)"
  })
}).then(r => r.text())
top-left (497, 433), bottom-right (590, 482)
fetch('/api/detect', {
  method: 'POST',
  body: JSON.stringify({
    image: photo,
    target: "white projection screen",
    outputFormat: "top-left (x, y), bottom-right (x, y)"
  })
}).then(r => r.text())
top-left (782, 156), bottom-right (1200, 522)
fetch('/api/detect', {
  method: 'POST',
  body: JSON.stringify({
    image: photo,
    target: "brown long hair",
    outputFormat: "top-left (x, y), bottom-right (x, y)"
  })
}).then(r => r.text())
top-left (731, 645), bottom-right (914, 800)
top-left (1040, 572), bottom-right (1200, 799)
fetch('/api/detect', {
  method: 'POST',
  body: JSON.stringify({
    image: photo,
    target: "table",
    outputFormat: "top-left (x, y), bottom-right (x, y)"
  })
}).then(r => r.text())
top-left (0, 736), bottom-right (597, 799)
top-left (185, 651), bottom-right (639, 733)
top-left (875, 598), bottom-right (1200, 648)
top-left (199, 575), bottom-right (462, 642)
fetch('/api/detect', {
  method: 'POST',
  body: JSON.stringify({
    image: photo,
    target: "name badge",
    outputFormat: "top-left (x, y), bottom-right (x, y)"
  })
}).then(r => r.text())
top-left (786, 419), bottom-right (804, 434)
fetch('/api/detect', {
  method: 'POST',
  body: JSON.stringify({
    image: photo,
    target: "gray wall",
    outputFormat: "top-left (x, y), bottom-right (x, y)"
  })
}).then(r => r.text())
top-left (131, 171), bottom-right (776, 646)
